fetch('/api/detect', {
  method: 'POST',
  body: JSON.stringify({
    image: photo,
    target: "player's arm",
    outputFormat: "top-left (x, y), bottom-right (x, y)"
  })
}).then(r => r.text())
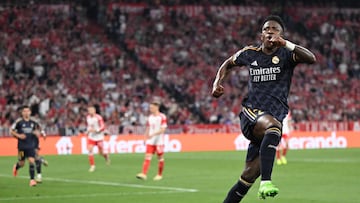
top-left (143, 126), bottom-right (150, 143)
top-left (10, 128), bottom-right (26, 140)
top-left (271, 36), bottom-right (316, 64)
top-left (96, 115), bottom-right (106, 133)
top-left (288, 116), bottom-right (294, 132)
top-left (212, 57), bottom-right (237, 98)
top-left (34, 122), bottom-right (46, 139)
top-left (144, 126), bottom-right (149, 136)
top-left (149, 126), bottom-right (167, 137)
top-left (292, 45), bottom-right (316, 64)
top-left (85, 124), bottom-right (92, 134)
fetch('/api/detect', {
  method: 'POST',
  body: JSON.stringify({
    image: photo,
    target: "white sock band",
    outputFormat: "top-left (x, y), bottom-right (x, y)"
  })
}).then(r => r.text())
top-left (285, 40), bottom-right (296, 51)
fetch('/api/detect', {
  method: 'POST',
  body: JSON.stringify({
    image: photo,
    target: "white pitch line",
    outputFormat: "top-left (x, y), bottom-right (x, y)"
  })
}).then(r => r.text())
top-left (285, 158), bottom-right (360, 163)
top-left (0, 191), bottom-right (180, 201)
top-left (0, 174), bottom-right (198, 193)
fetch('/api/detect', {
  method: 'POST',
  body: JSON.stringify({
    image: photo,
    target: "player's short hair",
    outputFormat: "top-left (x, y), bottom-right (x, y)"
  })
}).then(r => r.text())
top-left (150, 98), bottom-right (161, 106)
top-left (21, 105), bottom-right (30, 110)
top-left (151, 101), bottom-right (160, 106)
top-left (262, 15), bottom-right (285, 32)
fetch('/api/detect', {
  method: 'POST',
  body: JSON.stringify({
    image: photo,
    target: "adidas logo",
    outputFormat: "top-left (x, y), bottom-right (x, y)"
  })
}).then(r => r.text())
top-left (251, 60), bottom-right (258, 66)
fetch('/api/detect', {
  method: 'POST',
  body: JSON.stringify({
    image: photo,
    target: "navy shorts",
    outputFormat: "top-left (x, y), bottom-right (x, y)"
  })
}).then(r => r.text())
top-left (240, 107), bottom-right (271, 162)
top-left (17, 148), bottom-right (36, 161)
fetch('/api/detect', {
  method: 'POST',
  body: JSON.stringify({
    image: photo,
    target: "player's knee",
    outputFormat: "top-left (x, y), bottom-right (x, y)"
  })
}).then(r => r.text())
top-left (264, 126), bottom-right (282, 146)
top-left (28, 158), bottom-right (35, 164)
top-left (145, 154), bottom-right (153, 160)
top-left (253, 115), bottom-right (281, 137)
top-left (88, 144), bottom-right (94, 151)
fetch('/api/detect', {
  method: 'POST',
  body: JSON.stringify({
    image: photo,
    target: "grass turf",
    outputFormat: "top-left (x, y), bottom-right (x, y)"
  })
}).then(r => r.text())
top-left (0, 148), bottom-right (359, 203)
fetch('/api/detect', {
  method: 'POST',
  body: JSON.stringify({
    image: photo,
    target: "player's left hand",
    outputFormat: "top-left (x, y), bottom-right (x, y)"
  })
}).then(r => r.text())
top-left (41, 130), bottom-right (46, 140)
top-left (269, 35), bottom-right (286, 48)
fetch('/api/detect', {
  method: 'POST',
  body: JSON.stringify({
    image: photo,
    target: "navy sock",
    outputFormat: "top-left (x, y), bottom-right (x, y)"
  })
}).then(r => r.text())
top-left (223, 179), bottom-right (252, 203)
top-left (15, 162), bottom-right (22, 170)
top-left (35, 159), bottom-right (42, 174)
top-left (260, 127), bottom-right (281, 180)
top-left (29, 163), bottom-right (35, 179)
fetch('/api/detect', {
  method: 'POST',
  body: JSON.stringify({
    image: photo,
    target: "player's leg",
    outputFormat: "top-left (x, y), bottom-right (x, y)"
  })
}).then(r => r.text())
top-left (34, 148), bottom-right (43, 182)
top-left (281, 135), bottom-right (289, 164)
top-left (27, 149), bottom-right (37, 187)
top-left (153, 145), bottom-right (164, 181)
top-left (136, 145), bottom-right (155, 180)
top-left (253, 114), bottom-right (282, 199)
top-left (276, 141), bottom-right (283, 165)
top-left (88, 140), bottom-right (96, 172)
top-left (223, 143), bottom-right (260, 203)
top-left (13, 150), bottom-right (26, 177)
top-left (97, 141), bottom-right (110, 165)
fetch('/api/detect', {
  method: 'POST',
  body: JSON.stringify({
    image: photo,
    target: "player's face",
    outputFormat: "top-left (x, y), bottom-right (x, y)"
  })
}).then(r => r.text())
top-left (261, 20), bottom-right (283, 49)
top-left (22, 107), bottom-right (31, 119)
top-left (149, 104), bottom-right (159, 114)
top-left (88, 107), bottom-right (96, 115)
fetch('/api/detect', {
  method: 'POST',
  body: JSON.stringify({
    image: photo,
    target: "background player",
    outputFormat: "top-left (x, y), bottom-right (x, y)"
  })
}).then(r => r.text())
top-left (86, 105), bottom-right (110, 172)
top-left (11, 105), bottom-right (42, 186)
top-left (276, 111), bottom-right (293, 165)
top-left (34, 125), bottom-right (48, 183)
top-left (212, 15), bottom-right (316, 202)
top-left (136, 100), bottom-right (167, 181)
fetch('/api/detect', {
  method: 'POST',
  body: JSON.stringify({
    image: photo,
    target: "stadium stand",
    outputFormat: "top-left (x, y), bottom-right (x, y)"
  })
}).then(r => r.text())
top-left (0, 0), bottom-right (359, 135)
top-left (109, 1), bottom-right (360, 124)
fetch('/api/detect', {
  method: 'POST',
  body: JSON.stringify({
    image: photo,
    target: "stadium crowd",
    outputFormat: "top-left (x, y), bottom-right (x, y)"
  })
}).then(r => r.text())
top-left (0, 1), bottom-right (359, 135)
top-left (117, 1), bottom-right (360, 123)
top-left (0, 3), bottom-right (191, 135)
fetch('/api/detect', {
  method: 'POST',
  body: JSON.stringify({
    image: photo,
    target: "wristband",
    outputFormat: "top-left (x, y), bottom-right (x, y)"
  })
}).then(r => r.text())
top-left (285, 40), bottom-right (296, 51)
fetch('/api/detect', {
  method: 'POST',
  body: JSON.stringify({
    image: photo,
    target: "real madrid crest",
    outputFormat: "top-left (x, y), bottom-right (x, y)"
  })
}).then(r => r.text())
top-left (272, 56), bottom-right (280, 64)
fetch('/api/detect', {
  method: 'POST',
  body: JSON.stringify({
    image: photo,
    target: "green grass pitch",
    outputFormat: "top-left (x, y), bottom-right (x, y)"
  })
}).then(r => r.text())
top-left (1, 148), bottom-right (359, 203)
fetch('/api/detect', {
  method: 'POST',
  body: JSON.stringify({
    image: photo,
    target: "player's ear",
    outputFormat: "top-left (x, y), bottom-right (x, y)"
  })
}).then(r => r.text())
top-left (259, 33), bottom-right (264, 42)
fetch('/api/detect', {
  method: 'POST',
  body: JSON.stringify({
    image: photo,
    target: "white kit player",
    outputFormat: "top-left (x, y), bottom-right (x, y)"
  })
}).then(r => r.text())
top-left (136, 100), bottom-right (167, 181)
top-left (86, 105), bottom-right (110, 172)
top-left (276, 111), bottom-right (293, 165)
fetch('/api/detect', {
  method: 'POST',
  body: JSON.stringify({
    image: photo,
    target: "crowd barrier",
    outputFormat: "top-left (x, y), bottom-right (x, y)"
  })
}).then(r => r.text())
top-left (0, 131), bottom-right (359, 156)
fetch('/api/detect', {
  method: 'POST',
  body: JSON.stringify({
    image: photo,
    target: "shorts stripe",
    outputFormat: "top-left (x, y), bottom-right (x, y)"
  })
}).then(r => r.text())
top-left (242, 107), bottom-right (266, 122)
top-left (243, 107), bottom-right (256, 121)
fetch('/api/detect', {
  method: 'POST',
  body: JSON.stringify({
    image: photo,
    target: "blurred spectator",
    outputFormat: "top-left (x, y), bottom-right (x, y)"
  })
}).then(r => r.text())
top-left (0, 1), bottom-right (359, 137)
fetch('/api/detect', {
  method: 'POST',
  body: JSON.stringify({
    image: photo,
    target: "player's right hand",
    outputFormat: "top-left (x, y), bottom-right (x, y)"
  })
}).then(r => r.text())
top-left (17, 134), bottom-right (26, 140)
top-left (212, 85), bottom-right (224, 98)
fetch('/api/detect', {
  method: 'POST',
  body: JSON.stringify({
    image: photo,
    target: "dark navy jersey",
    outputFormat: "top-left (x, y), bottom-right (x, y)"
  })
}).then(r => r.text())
top-left (232, 46), bottom-right (297, 121)
top-left (11, 118), bottom-right (40, 150)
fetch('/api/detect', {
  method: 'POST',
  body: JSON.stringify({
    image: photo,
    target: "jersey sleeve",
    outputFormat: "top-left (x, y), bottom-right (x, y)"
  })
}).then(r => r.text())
top-left (285, 49), bottom-right (298, 67)
top-left (160, 114), bottom-right (167, 128)
top-left (30, 118), bottom-right (41, 130)
top-left (96, 115), bottom-right (105, 132)
top-left (231, 47), bottom-right (251, 66)
top-left (11, 122), bottom-right (16, 130)
top-left (10, 119), bottom-right (20, 131)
